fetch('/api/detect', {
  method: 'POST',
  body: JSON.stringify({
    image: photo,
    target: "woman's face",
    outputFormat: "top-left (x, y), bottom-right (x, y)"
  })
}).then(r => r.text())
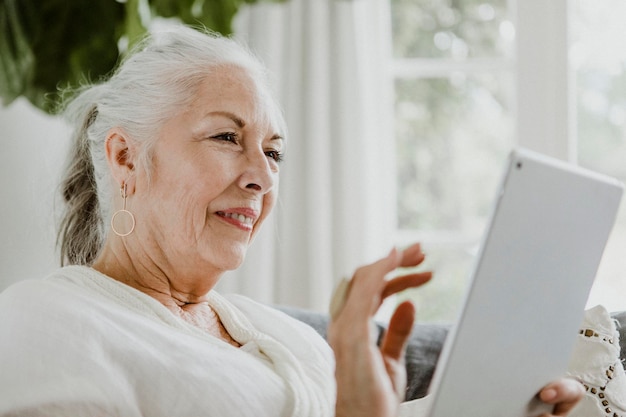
top-left (131, 66), bottom-right (283, 277)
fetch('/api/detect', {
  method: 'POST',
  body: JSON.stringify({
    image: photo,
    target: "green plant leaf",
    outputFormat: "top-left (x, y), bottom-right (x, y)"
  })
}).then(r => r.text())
top-left (124, 0), bottom-right (149, 51)
top-left (0, 0), bottom-right (35, 107)
top-left (0, 0), bottom-right (288, 113)
top-left (149, 0), bottom-right (238, 35)
top-left (0, 0), bottom-right (125, 112)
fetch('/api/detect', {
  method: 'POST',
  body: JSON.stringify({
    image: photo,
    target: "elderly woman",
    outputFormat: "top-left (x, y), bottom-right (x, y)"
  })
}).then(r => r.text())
top-left (0, 26), bottom-right (582, 416)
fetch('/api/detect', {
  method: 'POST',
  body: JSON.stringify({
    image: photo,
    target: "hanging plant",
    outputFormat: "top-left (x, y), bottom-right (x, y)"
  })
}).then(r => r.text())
top-left (0, 0), bottom-right (283, 113)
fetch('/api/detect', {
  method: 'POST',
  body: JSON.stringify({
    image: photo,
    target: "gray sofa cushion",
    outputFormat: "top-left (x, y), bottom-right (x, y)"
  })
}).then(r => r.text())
top-left (614, 310), bottom-right (626, 362)
top-left (279, 306), bottom-right (626, 402)
top-left (401, 323), bottom-right (449, 400)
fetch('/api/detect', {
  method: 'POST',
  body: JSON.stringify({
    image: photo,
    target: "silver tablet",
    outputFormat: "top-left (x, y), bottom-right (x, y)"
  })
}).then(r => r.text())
top-left (426, 148), bottom-right (623, 417)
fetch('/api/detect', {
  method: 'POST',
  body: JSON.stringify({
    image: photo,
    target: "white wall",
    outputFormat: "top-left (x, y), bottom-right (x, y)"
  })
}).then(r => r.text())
top-left (0, 98), bottom-right (70, 290)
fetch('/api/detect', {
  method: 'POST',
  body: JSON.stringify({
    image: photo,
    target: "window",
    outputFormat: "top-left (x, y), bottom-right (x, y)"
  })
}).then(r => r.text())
top-left (572, 0), bottom-right (626, 310)
top-left (390, 0), bottom-right (626, 322)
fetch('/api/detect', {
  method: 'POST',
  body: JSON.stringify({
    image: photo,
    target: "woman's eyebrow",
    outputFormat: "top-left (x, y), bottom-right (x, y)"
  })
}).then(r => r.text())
top-left (205, 111), bottom-right (246, 128)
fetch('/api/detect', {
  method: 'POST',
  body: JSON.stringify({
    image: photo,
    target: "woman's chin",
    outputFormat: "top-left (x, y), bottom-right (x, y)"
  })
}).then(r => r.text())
top-left (210, 245), bottom-right (248, 272)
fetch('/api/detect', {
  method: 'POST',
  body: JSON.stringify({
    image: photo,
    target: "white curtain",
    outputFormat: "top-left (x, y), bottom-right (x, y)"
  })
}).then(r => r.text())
top-left (217, 0), bottom-right (397, 312)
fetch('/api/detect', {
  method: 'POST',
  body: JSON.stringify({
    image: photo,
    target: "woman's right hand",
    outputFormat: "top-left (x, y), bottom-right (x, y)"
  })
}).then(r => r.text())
top-left (537, 378), bottom-right (585, 416)
top-left (327, 243), bottom-right (432, 417)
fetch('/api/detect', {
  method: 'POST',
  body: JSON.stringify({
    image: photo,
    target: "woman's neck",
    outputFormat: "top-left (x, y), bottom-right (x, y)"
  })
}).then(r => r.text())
top-left (92, 237), bottom-right (220, 303)
top-left (92, 242), bottom-right (238, 346)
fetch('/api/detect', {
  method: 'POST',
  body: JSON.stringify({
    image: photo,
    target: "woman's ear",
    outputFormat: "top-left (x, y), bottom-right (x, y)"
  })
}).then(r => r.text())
top-left (105, 128), bottom-right (137, 190)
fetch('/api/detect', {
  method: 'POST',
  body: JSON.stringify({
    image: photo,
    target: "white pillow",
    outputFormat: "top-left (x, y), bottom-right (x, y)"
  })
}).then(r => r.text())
top-left (568, 305), bottom-right (626, 417)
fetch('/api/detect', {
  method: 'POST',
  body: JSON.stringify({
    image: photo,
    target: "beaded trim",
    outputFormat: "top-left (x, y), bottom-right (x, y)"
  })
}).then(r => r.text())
top-left (579, 328), bottom-right (616, 345)
top-left (577, 328), bottom-right (624, 417)
top-left (581, 364), bottom-right (622, 417)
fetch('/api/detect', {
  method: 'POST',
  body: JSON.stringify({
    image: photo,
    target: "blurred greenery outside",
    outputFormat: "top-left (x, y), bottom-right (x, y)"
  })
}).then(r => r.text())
top-left (391, 0), bottom-right (626, 322)
top-left (390, 0), bottom-right (513, 322)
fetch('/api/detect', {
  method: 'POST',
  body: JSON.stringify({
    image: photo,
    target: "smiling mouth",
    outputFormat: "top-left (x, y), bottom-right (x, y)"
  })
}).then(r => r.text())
top-left (216, 211), bottom-right (255, 227)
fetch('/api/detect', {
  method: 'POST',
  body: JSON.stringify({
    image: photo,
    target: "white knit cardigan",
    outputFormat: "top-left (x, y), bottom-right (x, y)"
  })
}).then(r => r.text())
top-left (0, 266), bottom-right (335, 417)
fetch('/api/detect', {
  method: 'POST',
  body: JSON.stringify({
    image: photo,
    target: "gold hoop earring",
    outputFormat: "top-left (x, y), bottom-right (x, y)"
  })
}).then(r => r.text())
top-left (111, 183), bottom-right (136, 237)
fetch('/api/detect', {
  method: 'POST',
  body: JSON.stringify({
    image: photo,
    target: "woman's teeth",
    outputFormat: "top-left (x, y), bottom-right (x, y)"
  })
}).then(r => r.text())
top-left (222, 212), bottom-right (253, 225)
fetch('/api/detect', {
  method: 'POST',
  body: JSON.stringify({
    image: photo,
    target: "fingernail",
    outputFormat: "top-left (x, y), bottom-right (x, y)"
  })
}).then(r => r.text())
top-left (542, 388), bottom-right (557, 401)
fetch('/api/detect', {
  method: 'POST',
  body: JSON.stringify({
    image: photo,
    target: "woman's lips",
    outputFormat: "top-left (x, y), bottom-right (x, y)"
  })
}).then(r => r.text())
top-left (215, 209), bottom-right (258, 231)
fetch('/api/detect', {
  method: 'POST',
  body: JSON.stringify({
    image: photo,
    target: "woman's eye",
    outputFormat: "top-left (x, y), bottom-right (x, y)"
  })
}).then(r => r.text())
top-left (265, 150), bottom-right (284, 163)
top-left (212, 132), bottom-right (238, 143)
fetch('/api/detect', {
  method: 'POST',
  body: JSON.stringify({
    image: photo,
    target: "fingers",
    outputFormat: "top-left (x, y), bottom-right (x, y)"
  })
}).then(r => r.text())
top-left (380, 301), bottom-right (416, 361)
top-left (539, 378), bottom-right (585, 416)
top-left (381, 272), bottom-right (432, 300)
top-left (397, 243), bottom-right (426, 268)
top-left (380, 243), bottom-right (431, 299)
top-left (340, 244), bottom-right (430, 318)
top-left (329, 249), bottom-right (396, 321)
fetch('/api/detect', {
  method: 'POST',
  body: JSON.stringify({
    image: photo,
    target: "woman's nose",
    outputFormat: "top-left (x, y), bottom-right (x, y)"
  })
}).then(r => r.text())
top-left (239, 150), bottom-right (276, 193)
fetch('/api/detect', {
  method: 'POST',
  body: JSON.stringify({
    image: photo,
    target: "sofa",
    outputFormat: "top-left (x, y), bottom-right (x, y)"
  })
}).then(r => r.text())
top-left (280, 306), bottom-right (626, 404)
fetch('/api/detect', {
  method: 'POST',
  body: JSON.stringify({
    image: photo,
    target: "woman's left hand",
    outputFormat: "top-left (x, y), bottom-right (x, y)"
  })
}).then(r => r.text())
top-left (328, 243), bottom-right (432, 417)
top-left (537, 377), bottom-right (585, 416)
